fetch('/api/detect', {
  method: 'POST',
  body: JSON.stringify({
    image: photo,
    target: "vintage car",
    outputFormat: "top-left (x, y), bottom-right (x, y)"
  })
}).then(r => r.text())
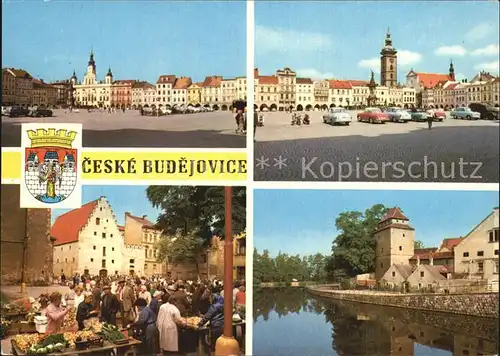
top-left (385, 107), bottom-right (412, 123)
top-left (468, 103), bottom-right (500, 120)
top-left (8, 106), bottom-right (30, 117)
top-left (29, 108), bottom-right (53, 117)
top-left (323, 107), bottom-right (352, 125)
top-left (410, 110), bottom-right (430, 122)
top-left (357, 107), bottom-right (389, 124)
top-left (426, 109), bottom-right (446, 122)
top-left (450, 107), bottom-right (480, 120)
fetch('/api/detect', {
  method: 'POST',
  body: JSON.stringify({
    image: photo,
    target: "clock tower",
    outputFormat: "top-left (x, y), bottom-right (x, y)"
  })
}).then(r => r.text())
top-left (380, 28), bottom-right (398, 88)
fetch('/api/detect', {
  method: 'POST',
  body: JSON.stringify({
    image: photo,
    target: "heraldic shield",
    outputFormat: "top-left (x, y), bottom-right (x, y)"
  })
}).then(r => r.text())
top-left (24, 128), bottom-right (78, 204)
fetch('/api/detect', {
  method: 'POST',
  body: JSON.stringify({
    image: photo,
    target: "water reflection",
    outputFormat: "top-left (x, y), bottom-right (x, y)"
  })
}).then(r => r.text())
top-left (253, 288), bottom-right (499, 356)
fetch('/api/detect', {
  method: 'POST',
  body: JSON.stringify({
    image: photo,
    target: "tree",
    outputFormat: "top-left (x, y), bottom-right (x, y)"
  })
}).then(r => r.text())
top-left (156, 230), bottom-right (205, 274)
top-left (146, 186), bottom-right (246, 241)
top-left (328, 204), bottom-right (388, 280)
top-left (414, 240), bottom-right (425, 249)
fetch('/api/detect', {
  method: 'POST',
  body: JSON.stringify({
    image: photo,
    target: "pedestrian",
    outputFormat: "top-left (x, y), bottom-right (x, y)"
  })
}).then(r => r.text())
top-left (197, 290), bottom-right (225, 352)
top-left (45, 292), bottom-right (70, 334)
top-left (76, 292), bottom-right (98, 330)
top-left (91, 281), bottom-right (101, 312)
top-left (427, 111), bottom-right (433, 130)
top-left (100, 285), bottom-right (119, 326)
top-left (157, 295), bottom-right (186, 355)
top-left (118, 279), bottom-right (136, 328)
top-left (172, 284), bottom-right (190, 317)
top-left (253, 109), bottom-right (258, 142)
top-left (128, 298), bottom-right (159, 355)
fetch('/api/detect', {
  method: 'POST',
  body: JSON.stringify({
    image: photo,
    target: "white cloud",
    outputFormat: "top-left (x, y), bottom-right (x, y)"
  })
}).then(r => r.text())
top-left (471, 44), bottom-right (500, 56)
top-left (398, 50), bottom-right (423, 66)
top-left (358, 58), bottom-right (380, 73)
top-left (466, 23), bottom-right (494, 41)
top-left (296, 68), bottom-right (335, 80)
top-left (434, 45), bottom-right (467, 57)
top-left (473, 60), bottom-right (500, 73)
top-left (256, 25), bottom-right (332, 54)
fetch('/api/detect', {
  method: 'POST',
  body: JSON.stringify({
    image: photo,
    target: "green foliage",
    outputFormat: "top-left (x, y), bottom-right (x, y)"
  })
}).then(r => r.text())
top-left (328, 204), bottom-right (388, 280)
top-left (414, 240), bottom-right (425, 249)
top-left (156, 230), bottom-right (206, 273)
top-left (146, 186), bottom-right (246, 240)
top-left (253, 249), bottom-right (330, 284)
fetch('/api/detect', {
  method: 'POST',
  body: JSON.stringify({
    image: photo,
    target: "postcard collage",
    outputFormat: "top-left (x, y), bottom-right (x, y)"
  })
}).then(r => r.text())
top-left (1, 1), bottom-right (499, 355)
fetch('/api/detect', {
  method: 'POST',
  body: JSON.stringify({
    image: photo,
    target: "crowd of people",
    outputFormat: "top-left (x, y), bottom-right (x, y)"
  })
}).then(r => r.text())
top-left (48, 273), bottom-right (245, 355)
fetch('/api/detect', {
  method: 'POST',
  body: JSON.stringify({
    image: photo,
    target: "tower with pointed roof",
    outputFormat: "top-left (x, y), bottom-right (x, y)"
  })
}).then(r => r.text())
top-left (449, 60), bottom-right (455, 81)
top-left (374, 207), bottom-right (415, 280)
top-left (105, 66), bottom-right (113, 84)
top-left (380, 28), bottom-right (398, 88)
top-left (83, 49), bottom-right (97, 86)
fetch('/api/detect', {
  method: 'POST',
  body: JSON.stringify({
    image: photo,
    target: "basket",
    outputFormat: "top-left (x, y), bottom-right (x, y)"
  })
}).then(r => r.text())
top-left (75, 340), bottom-right (90, 350)
top-left (34, 316), bottom-right (47, 334)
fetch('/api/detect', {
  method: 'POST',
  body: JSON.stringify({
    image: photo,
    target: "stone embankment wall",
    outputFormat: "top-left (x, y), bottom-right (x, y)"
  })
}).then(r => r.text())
top-left (308, 287), bottom-right (499, 318)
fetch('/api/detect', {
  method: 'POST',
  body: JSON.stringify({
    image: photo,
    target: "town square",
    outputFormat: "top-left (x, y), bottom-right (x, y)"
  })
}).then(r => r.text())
top-left (254, 1), bottom-right (499, 182)
top-left (2, 1), bottom-right (247, 148)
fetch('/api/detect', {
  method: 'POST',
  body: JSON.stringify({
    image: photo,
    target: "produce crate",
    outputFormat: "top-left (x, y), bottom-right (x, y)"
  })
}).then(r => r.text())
top-left (7, 322), bottom-right (36, 335)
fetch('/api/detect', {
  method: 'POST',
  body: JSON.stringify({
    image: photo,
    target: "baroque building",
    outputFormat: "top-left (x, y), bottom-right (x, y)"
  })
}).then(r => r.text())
top-left (73, 50), bottom-right (114, 108)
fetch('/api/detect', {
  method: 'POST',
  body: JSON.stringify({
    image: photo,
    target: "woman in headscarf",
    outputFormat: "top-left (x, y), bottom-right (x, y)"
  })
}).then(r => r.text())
top-left (45, 292), bottom-right (69, 334)
top-left (157, 295), bottom-right (186, 355)
top-left (76, 292), bottom-right (98, 330)
top-left (197, 290), bottom-right (225, 352)
top-left (128, 298), bottom-right (159, 355)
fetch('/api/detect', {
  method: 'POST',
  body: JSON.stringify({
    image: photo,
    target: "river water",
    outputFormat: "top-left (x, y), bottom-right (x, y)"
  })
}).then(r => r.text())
top-left (253, 288), bottom-right (499, 356)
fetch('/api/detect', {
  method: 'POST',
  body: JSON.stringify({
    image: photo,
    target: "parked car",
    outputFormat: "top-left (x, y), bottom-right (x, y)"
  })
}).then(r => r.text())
top-left (159, 107), bottom-right (172, 115)
top-left (450, 107), bottom-right (480, 120)
top-left (410, 109), bottom-right (430, 122)
top-left (468, 103), bottom-right (500, 120)
top-left (2, 106), bottom-right (11, 116)
top-left (29, 108), bottom-right (53, 117)
top-left (9, 106), bottom-right (30, 117)
top-left (385, 107), bottom-right (411, 123)
top-left (426, 109), bottom-right (446, 122)
top-left (323, 107), bottom-right (352, 125)
top-left (357, 107), bottom-right (389, 124)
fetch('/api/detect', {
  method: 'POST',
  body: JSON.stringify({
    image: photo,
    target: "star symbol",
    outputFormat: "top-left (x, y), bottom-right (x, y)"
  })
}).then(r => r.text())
top-left (273, 155), bottom-right (288, 169)
top-left (255, 156), bottom-right (270, 170)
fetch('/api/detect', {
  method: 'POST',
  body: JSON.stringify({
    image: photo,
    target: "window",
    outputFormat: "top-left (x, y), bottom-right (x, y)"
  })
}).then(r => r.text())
top-left (102, 233), bottom-right (106, 238)
top-left (380, 263), bottom-right (383, 268)
top-left (392, 271), bottom-right (396, 277)
top-left (463, 252), bottom-right (469, 257)
top-left (477, 251), bottom-right (484, 257)
top-left (130, 259), bottom-right (135, 264)
top-left (477, 262), bottom-right (484, 273)
top-left (495, 250), bottom-right (499, 255)
top-left (112, 247), bottom-right (115, 251)
top-left (112, 260), bottom-right (114, 264)
top-left (102, 260), bottom-right (106, 268)
top-left (103, 247), bottom-right (106, 256)
top-left (420, 271), bottom-right (424, 277)
top-left (489, 229), bottom-right (499, 243)
top-left (72, 258), bottom-right (75, 262)
top-left (110, 234), bottom-right (113, 238)
top-left (94, 232), bottom-right (97, 236)
top-left (495, 262), bottom-right (499, 274)
top-left (95, 218), bottom-right (100, 225)
top-left (399, 246), bottom-right (402, 251)
top-left (90, 258), bottom-right (94, 262)
top-left (93, 246), bottom-right (96, 250)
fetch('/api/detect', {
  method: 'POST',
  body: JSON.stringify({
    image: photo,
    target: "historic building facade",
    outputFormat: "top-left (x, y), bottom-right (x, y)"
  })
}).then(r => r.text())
top-left (73, 51), bottom-right (113, 108)
top-left (2, 68), bottom-right (34, 107)
top-left (172, 77), bottom-right (192, 106)
top-left (187, 82), bottom-right (203, 106)
top-left (201, 76), bottom-right (222, 107)
top-left (295, 78), bottom-right (314, 111)
top-left (276, 67), bottom-right (296, 111)
top-left (111, 80), bottom-right (135, 109)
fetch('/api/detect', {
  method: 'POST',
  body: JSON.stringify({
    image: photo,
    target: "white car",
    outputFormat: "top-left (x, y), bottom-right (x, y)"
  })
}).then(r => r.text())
top-left (160, 107), bottom-right (172, 115)
top-left (2, 106), bottom-right (11, 115)
top-left (323, 107), bottom-right (352, 125)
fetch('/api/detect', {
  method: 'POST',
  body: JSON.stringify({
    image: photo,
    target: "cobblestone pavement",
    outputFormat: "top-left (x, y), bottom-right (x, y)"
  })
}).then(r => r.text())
top-left (1, 109), bottom-right (246, 148)
top-left (254, 111), bottom-right (499, 182)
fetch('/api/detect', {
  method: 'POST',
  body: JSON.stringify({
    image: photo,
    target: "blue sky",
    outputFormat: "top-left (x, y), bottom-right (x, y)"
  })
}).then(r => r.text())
top-left (52, 186), bottom-right (161, 226)
top-left (2, 1), bottom-right (245, 83)
top-left (255, 1), bottom-right (499, 82)
top-left (254, 190), bottom-right (499, 257)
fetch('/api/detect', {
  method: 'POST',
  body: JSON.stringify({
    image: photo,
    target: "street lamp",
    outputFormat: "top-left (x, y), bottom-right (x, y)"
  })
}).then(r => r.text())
top-left (214, 186), bottom-right (240, 355)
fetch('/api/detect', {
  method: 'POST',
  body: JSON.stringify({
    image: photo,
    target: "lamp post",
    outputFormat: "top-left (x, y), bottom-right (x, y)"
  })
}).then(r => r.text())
top-left (215, 186), bottom-right (240, 355)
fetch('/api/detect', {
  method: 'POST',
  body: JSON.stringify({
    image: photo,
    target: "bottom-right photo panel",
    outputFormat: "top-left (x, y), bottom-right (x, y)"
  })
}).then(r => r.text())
top-left (253, 189), bottom-right (499, 356)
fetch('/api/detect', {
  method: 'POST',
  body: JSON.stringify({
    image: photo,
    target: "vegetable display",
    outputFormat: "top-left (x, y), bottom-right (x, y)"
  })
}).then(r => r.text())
top-left (13, 334), bottom-right (41, 353)
top-left (61, 307), bottom-right (76, 330)
top-left (83, 317), bottom-right (103, 333)
top-left (0, 317), bottom-right (11, 339)
top-left (99, 323), bottom-right (126, 342)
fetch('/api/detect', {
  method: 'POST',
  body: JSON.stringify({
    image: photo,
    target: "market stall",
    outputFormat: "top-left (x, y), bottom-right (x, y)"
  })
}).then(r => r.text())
top-left (10, 321), bottom-right (141, 356)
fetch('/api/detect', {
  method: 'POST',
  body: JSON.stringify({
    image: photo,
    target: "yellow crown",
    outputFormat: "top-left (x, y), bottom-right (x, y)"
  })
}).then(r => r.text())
top-left (27, 128), bottom-right (77, 149)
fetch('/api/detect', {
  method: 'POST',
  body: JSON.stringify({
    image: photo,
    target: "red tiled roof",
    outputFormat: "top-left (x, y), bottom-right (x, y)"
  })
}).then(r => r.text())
top-left (439, 237), bottom-right (463, 250)
top-left (414, 73), bottom-right (451, 89)
top-left (493, 77), bottom-right (500, 83)
top-left (380, 207), bottom-right (409, 223)
top-left (328, 80), bottom-right (352, 89)
top-left (127, 214), bottom-right (158, 230)
top-left (258, 75), bottom-right (278, 85)
top-left (445, 83), bottom-right (459, 90)
top-left (113, 80), bottom-right (136, 86)
top-left (51, 199), bottom-right (99, 245)
top-left (173, 77), bottom-right (192, 89)
top-left (132, 81), bottom-right (154, 89)
top-left (118, 225), bottom-right (125, 232)
top-left (410, 251), bottom-right (453, 260)
top-left (348, 80), bottom-right (369, 87)
top-left (414, 248), bottom-right (439, 256)
top-left (157, 75), bottom-right (176, 84)
top-left (203, 76), bottom-right (222, 87)
top-left (296, 78), bottom-right (313, 84)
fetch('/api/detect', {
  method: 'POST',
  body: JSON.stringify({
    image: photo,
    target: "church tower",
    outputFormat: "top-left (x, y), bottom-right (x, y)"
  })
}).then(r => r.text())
top-left (105, 66), bottom-right (113, 84)
top-left (449, 60), bottom-right (455, 81)
top-left (380, 28), bottom-right (398, 88)
top-left (84, 49), bottom-right (97, 85)
top-left (374, 207), bottom-right (415, 280)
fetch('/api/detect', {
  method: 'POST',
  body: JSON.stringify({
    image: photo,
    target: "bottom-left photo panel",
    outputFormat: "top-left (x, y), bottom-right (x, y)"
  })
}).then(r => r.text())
top-left (0, 184), bottom-right (247, 356)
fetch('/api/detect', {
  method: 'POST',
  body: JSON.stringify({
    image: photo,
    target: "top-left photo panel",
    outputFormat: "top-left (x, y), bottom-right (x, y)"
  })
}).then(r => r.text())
top-left (1, 1), bottom-right (247, 148)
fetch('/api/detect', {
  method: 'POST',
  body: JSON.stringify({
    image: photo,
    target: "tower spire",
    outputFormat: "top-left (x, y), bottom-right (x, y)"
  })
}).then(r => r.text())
top-left (449, 59), bottom-right (455, 81)
top-left (88, 46), bottom-right (95, 68)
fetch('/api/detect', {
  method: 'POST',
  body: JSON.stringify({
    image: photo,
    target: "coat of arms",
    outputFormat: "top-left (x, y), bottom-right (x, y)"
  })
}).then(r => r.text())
top-left (21, 124), bottom-right (82, 208)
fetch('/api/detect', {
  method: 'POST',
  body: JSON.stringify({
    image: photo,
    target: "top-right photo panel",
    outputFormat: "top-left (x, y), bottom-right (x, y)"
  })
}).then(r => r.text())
top-left (254, 1), bottom-right (499, 183)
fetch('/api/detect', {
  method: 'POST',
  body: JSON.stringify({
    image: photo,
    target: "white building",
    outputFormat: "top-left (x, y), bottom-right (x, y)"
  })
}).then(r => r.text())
top-left (172, 77), bottom-right (192, 107)
top-left (295, 78), bottom-right (314, 111)
top-left (156, 75), bottom-right (176, 108)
